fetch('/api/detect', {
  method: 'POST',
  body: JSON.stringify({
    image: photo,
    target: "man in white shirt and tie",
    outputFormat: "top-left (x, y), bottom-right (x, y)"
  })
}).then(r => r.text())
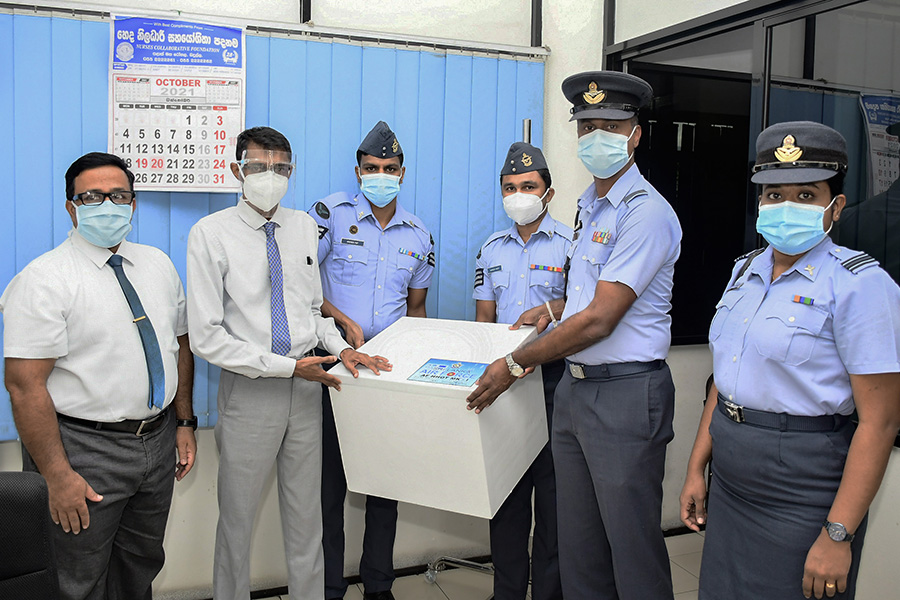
top-left (186, 126), bottom-right (389, 600)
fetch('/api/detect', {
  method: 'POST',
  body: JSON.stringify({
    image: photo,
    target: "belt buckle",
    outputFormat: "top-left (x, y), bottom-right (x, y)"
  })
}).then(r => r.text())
top-left (569, 364), bottom-right (585, 379)
top-left (135, 413), bottom-right (161, 436)
top-left (723, 399), bottom-right (745, 423)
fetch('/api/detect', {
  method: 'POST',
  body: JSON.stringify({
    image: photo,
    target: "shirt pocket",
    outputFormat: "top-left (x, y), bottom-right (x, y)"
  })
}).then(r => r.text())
top-left (490, 270), bottom-right (511, 309)
top-left (709, 288), bottom-right (746, 341)
top-left (581, 242), bottom-right (615, 279)
top-left (754, 300), bottom-right (828, 366)
top-left (328, 244), bottom-right (370, 287)
top-left (528, 269), bottom-right (566, 302)
top-left (390, 251), bottom-right (422, 291)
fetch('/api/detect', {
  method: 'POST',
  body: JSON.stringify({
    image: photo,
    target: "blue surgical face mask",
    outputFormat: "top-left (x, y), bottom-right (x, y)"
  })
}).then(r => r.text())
top-left (577, 126), bottom-right (636, 179)
top-left (360, 174), bottom-right (401, 208)
top-left (75, 202), bottom-right (133, 248)
top-left (756, 198), bottom-right (835, 256)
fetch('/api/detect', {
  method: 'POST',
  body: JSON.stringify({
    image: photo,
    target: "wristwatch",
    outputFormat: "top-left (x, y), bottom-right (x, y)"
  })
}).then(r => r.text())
top-left (505, 353), bottom-right (525, 377)
top-left (823, 520), bottom-right (855, 543)
top-left (177, 416), bottom-right (199, 431)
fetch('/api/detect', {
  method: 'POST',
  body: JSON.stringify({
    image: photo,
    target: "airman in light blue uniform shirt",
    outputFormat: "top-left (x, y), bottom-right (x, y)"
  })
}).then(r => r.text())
top-left (473, 141), bottom-right (569, 600)
top-left (474, 217), bottom-right (572, 323)
top-left (310, 121), bottom-right (434, 600)
top-left (563, 163), bottom-right (680, 365)
top-left (312, 191), bottom-right (433, 340)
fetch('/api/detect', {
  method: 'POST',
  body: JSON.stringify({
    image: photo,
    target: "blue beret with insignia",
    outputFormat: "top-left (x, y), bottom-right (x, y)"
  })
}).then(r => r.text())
top-left (751, 121), bottom-right (848, 184)
top-left (562, 71), bottom-right (652, 121)
top-left (357, 121), bottom-right (403, 165)
top-left (500, 142), bottom-right (548, 176)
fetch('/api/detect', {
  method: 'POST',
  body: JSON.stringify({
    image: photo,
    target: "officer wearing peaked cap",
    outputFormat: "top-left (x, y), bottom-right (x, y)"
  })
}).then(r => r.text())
top-left (467, 70), bottom-right (682, 600)
top-left (680, 121), bottom-right (900, 600)
top-left (310, 121), bottom-right (434, 600)
top-left (473, 141), bottom-right (570, 600)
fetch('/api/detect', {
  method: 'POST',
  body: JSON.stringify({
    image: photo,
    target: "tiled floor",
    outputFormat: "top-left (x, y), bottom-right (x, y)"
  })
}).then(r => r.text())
top-left (258, 532), bottom-right (704, 600)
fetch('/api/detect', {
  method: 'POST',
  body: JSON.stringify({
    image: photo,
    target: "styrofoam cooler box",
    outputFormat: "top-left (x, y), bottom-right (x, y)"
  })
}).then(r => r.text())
top-left (328, 316), bottom-right (547, 519)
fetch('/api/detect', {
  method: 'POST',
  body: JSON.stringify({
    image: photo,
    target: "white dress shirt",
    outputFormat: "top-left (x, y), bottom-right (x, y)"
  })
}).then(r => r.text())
top-left (187, 200), bottom-right (349, 378)
top-left (0, 230), bottom-right (188, 421)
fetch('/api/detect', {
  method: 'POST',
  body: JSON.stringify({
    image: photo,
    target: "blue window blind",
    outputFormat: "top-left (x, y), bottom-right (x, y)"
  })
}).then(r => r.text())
top-left (0, 13), bottom-right (545, 441)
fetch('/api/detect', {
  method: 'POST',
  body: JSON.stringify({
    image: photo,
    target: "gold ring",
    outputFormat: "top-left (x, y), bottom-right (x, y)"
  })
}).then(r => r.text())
top-left (825, 582), bottom-right (836, 589)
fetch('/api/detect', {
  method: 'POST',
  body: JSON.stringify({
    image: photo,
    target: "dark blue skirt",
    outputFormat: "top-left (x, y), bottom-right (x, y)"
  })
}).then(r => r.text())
top-left (699, 408), bottom-right (867, 600)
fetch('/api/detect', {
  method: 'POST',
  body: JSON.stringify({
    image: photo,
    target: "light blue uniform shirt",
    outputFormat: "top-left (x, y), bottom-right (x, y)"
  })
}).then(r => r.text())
top-left (562, 164), bottom-right (682, 365)
top-left (473, 215), bottom-right (573, 325)
top-left (310, 192), bottom-right (434, 341)
top-left (710, 238), bottom-right (900, 416)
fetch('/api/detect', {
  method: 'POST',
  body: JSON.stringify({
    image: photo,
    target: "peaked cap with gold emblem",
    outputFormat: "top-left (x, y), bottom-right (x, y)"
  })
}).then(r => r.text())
top-left (751, 121), bottom-right (848, 184)
top-left (357, 120), bottom-right (404, 165)
top-left (500, 141), bottom-right (548, 176)
top-left (561, 71), bottom-right (653, 121)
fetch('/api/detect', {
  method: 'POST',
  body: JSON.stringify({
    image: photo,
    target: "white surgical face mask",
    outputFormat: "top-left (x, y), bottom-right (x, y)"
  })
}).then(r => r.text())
top-left (503, 189), bottom-right (548, 225)
top-left (242, 171), bottom-right (289, 212)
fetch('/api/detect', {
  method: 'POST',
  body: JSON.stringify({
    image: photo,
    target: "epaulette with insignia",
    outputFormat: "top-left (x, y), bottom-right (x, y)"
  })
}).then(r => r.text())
top-left (314, 202), bottom-right (330, 220)
top-left (622, 189), bottom-right (648, 203)
top-left (734, 248), bottom-right (765, 281)
top-left (840, 252), bottom-right (879, 274)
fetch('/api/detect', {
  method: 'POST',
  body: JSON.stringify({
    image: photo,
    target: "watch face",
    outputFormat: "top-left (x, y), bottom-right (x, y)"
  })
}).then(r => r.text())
top-left (827, 522), bottom-right (847, 541)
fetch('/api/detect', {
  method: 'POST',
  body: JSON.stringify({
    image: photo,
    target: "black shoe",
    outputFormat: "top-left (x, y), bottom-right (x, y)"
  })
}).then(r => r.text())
top-left (362, 591), bottom-right (395, 600)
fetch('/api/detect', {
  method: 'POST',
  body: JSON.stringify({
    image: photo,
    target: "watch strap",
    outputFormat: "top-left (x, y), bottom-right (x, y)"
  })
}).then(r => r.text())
top-left (177, 417), bottom-right (198, 431)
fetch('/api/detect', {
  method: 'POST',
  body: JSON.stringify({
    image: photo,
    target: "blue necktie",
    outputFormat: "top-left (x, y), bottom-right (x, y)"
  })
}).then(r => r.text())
top-left (264, 222), bottom-right (292, 356)
top-left (107, 254), bottom-right (165, 409)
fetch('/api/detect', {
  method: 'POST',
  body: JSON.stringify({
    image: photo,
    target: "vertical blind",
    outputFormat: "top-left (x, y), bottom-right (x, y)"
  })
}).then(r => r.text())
top-left (0, 13), bottom-right (545, 440)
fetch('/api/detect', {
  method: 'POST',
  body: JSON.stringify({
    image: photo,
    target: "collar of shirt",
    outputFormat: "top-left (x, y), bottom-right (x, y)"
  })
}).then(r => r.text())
top-left (577, 163), bottom-right (642, 212)
top-left (352, 193), bottom-right (413, 230)
top-left (748, 237), bottom-right (834, 283)
top-left (70, 228), bottom-right (135, 270)
top-left (505, 213), bottom-right (559, 246)
top-left (236, 198), bottom-right (285, 231)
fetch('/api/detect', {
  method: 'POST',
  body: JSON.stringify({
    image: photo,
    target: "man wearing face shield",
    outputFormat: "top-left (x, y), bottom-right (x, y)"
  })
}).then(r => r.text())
top-left (309, 121), bottom-right (434, 600)
top-left (1, 152), bottom-right (197, 600)
top-left (466, 71), bottom-right (682, 599)
top-left (186, 126), bottom-right (391, 600)
top-left (679, 122), bottom-right (900, 600)
top-left (472, 141), bottom-right (569, 600)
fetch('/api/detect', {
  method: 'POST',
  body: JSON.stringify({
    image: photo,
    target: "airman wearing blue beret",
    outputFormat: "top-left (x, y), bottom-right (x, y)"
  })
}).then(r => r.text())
top-left (310, 121), bottom-right (434, 600)
top-left (474, 141), bottom-right (570, 600)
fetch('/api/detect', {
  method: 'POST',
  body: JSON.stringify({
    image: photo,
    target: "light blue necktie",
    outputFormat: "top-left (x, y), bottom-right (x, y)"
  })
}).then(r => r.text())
top-left (264, 222), bottom-right (292, 355)
top-left (107, 254), bottom-right (165, 409)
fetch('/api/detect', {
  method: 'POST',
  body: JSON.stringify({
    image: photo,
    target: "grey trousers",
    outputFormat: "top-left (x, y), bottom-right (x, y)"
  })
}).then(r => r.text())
top-left (213, 371), bottom-right (324, 600)
top-left (700, 408), bottom-right (866, 600)
top-left (552, 362), bottom-right (675, 600)
top-left (22, 410), bottom-right (176, 600)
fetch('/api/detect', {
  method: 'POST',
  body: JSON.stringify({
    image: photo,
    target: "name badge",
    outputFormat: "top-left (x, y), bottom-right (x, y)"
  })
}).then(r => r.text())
top-left (341, 238), bottom-right (364, 246)
top-left (487, 265), bottom-right (502, 273)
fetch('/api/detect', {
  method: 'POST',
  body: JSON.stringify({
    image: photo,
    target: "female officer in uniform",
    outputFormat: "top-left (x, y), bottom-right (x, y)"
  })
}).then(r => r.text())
top-left (679, 121), bottom-right (900, 600)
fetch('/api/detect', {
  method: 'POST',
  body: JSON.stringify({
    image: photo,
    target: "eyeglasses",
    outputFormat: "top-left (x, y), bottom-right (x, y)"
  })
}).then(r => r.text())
top-left (239, 160), bottom-right (294, 178)
top-left (71, 191), bottom-right (136, 206)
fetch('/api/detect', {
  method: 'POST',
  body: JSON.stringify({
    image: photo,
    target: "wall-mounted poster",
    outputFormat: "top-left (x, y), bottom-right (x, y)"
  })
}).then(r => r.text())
top-left (860, 94), bottom-right (900, 197)
top-left (109, 16), bottom-right (245, 192)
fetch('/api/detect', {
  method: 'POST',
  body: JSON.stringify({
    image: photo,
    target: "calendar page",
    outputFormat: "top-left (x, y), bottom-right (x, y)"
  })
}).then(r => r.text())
top-left (860, 94), bottom-right (900, 197)
top-left (109, 16), bottom-right (245, 192)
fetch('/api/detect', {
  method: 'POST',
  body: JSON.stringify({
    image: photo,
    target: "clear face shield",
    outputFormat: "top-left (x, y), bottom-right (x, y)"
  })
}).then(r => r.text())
top-left (235, 148), bottom-right (297, 211)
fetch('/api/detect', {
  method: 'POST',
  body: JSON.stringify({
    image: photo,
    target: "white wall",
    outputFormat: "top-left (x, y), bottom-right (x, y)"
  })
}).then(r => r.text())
top-left (615, 0), bottom-right (747, 44)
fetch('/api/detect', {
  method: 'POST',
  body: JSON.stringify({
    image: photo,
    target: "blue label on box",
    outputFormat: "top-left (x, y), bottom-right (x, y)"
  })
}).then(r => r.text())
top-left (407, 359), bottom-right (488, 387)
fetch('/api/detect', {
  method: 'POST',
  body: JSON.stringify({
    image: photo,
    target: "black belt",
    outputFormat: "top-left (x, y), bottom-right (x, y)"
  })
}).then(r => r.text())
top-left (716, 393), bottom-right (850, 432)
top-left (566, 359), bottom-right (664, 380)
top-left (57, 406), bottom-right (170, 437)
